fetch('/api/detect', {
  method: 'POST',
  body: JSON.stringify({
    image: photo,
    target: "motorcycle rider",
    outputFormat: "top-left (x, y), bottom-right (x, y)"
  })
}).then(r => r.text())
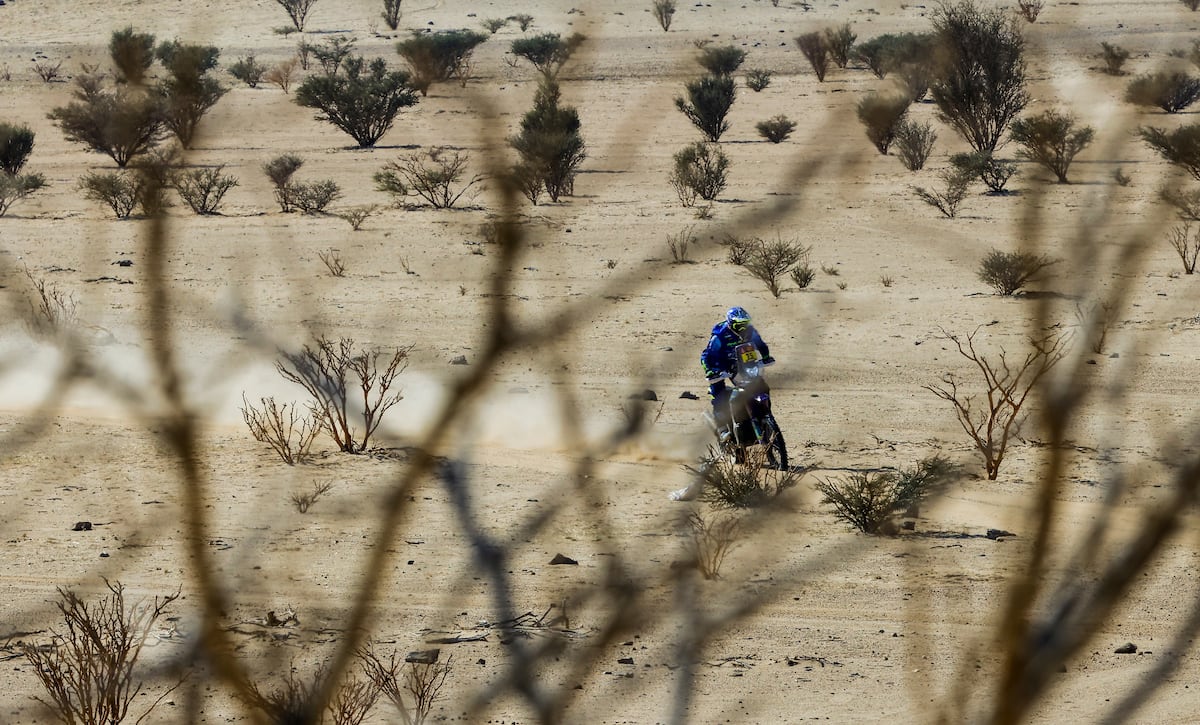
top-left (701, 306), bottom-right (774, 433)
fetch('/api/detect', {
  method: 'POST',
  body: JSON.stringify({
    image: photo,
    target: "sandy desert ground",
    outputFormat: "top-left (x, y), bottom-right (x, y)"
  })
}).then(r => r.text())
top-left (3, 0), bottom-right (1200, 722)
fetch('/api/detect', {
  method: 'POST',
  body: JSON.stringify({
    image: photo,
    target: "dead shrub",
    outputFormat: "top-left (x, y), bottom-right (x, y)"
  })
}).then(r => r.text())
top-left (276, 337), bottom-right (411, 454)
top-left (240, 394), bottom-right (321, 464)
top-left (374, 147), bottom-right (483, 209)
top-left (23, 267), bottom-right (78, 338)
top-left (22, 580), bottom-right (184, 725)
top-left (741, 235), bottom-right (811, 298)
top-left (687, 511), bottom-right (739, 579)
top-left (790, 263), bottom-right (816, 289)
top-left (291, 480), bottom-right (333, 513)
top-left (264, 57), bottom-right (299, 93)
top-left (1075, 300), bottom-right (1117, 354)
top-left (1167, 223), bottom-right (1200, 273)
top-left (924, 327), bottom-right (1068, 480)
top-left (360, 645), bottom-right (452, 725)
top-left (33, 59), bottom-right (63, 83)
top-left (667, 224), bottom-right (697, 263)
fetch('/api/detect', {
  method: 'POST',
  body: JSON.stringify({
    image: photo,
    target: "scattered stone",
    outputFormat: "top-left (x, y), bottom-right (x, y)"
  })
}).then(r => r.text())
top-left (113, 259), bottom-right (133, 267)
top-left (406, 648), bottom-right (440, 664)
top-left (986, 529), bottom-right (1015, 540)
top-left (901, 520), bottom-right (916, 531)
top-left (680, 391), bottom-right (700, 400)
top-left (72, 521), bottom-right (92, 531)
top-left (1109, 353), bottom-right (1119, 358)
top-left (618, 657), bottom-right (634, 665)
top-left (477, 658), bottom-right (486, 665)
top-left (99, 552), bottom-right (109, 558)
top-left (450, 355), bottom-right (468, 365)
top-left (549, 553), bottom-right (578, 565)
top-left (630, 389), bottom-right (657, 401)
top-left (1115, 642), bottom-right (1138, 654)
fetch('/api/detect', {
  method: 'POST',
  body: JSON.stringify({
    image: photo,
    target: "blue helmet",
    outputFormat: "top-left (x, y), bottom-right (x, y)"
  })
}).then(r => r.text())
top-left (726, 306), bottom-right (751, 334)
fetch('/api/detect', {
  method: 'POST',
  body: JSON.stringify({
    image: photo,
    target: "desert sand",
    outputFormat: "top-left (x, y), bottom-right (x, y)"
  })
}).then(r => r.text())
top-left (3, 0), bottom-right (1200, 722)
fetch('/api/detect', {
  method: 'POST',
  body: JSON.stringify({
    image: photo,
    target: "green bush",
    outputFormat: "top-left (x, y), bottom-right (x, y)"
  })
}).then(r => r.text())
top-left (977, 249), bottom-right (1057, 295)
top-left (755, 115), bottom-right (795, 143)
top-left (229, 55), bottom-right (267, 88)
top-left (173, 165), bottom-right (238, 214)
top-left (109, 26), bottom-right (156, 84)
top-left (311, 35), bottom-right (356, 76)
top-left (742, 236), bottom-right (810, 298)
top-left (0, 122), bottom-right (35, 175)
top-left (930, 1), bottom-right (1029, 153)
top-left (1139, 124), bottom-right (1200, 180)
top-left (950, 151), bottom-right (1016, 193)
top-left (824, 24), bottom-right (856, 69)
top-left (669, 141), bottom-right (728, 206)
top-left (0, 172), bottom-right (45, 217)
top-left (675, 74), bottom-right (735, 142)
top-left (79, 170), bottom-right (147, 219)
top-left (509, 75), bottom-right (586, 202)
top-left (291, 180), bottom-right (342, 214)
top-left (794, 32), bottom-right (828, 82)
top-left (1125, 72), bottom-right (1200, 113)
top-left (852, 32), bottom-right (934, 79)
top-left (510, 32), bottom-right (584, 76)
top-left (894, 119), bottom-right (936, 171)
top-left (817, 456), bottom-right (959, 534)
top-left (396, 29), bottom-right (489, 95)
top-left (856, 92), bottom-right (911, 154)
top-left (295, 56), bottom-right (419, 148)
top-left (697, 44), bottom-right (746, 76)
top-left (744, 68), bottom-right (772, 92)
top-left (48, 74), bottom-right (167, 167)
top-left (155, 40), bottom-right (226, 148)
top-left (1009, 109), bottom-right (1094, 183)
top-left (689, 447), bottom-right (800, 509)
top-left (274, 0), bottom-right (320, 32)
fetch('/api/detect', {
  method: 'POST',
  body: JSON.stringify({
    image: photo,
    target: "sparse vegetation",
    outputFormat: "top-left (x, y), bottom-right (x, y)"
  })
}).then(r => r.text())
top-left (1100, 42), bottom-right (1130, 75)
top-left (691, 447), bottom-right (800, 508)
top-left (22, 580), bottom-right (184, 725)
top-left (48, 73), bottom-right (167, 167)
top-left (291, 481), bottom-right (333, 513)
top-left (240, 394), bottom-right (320, 464)
top-left (687, 511), bottom-right (739, 579)
top-left (652, 0), bottom-right (676, 32)
top-left (360, 646), bottom-right (452, 725)
top-left (911, 168), bottom-right (974, 218)
top-left (950, 151), bottom-right (1017, 193)
top-left (22, 267), bottom-right (78, 337)
top-left (33, 59), bottom-right (63, 83)
top-left (173, 165), bottom-right (238, 214)
top-left (697, 45), bottom-right (747, 77)
top-left (795, 32), bottom-right (829, 82)
top-left (817, 455), bottom-right (959, 534)
top-left (291, 179), bottom-right (342, 214)
top-left (510, 32), bottom-right (584, 76)
top-left (824, 23), bottom-right (856, 69)
top-left (755, 114), bottom-right (795, 144)
top-left (319, 247), bottom-right (348, 276)
top-left (264, 58), bottom-right (299, 93)
top-left (1139, 124), bottom-right (1200, 180)
top-left (382, 0), bottom-right (403, 31)
top-left (274, 0), bottom-right (320, 32)
top-left (744, 68), bottom-right (772, 92)
top-left (924, 327), bottom-right (1067, 480)
top-left (930, 0), bottom-right (1029, 153)
top-left (229, 55), bottom-right (267, 88)
top-left (295, 54), bottom-right (419, 148)
top-left (852, 32), bottom-right (933, 79)
top-left (675, 74), bottom-right (735, 142)
top-left (1008, 109), bottom-right (1094, 183)
top-left (395, 29), bottom-right (489, 95)
top-left (509, 75), bottom-right (586, 202)
top-left (263, 153), bottom-right (304, 212)
top-left (374, 147), bottom-right (483, 209)
top-left (894, 119), bottom-right (937, 171)
top-left (741, 235), bottom-right (811, 298)
top-left (109, 26), bottom-right (156, 84)
top-left (1167, 223), bottom-right (1200, 273)
top-left (790, 263), bottom-right (816, 289)
top-left (977, 249), bottom-right (1058, 295)
top-left (482, 17), bottom-right (509, 34)
top-left (340, 205), bottom-right (377, 231)
top-left (79, 170), bottom-right (147, 219)
top-left (0, 125), bottom-right (44, 215)
top-left (0, 171), bottom-right (45, 217)
top-left (669, 141), bottom-right (729, 206)
top-left (509, 13), bottom-right (535, 32)
top-left (856, 92), bottom-right (911, 154)
top-left (1016, 0), bottom-right (1043, 22)
top-left (1125, 71), bottom-right (1200, 113)
top-left (275, 337), bottom-right (411, 454)
top-left (154, 40), bottom-right (227, 148)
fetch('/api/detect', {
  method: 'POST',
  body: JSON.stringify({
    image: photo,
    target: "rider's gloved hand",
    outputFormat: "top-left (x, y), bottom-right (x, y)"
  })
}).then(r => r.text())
top-left (706, 372), bottom-right (723, 383)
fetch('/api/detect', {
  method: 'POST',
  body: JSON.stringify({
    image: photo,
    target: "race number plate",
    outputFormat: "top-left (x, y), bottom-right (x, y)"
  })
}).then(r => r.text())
top-left (735, 343), bottom-right (760, 364)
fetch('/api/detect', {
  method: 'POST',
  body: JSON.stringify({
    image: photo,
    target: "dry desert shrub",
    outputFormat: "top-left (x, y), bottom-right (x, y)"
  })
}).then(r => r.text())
top-left (741, 235), bottom-right (811, 298)
top-left (382, 0), bottom-right (403, 31)
top-left (816, 455), bottom-right (959, 534)
top-left (893, 119), bottom-right (936, 171)
top-left (1016, 0), bottom-right (1043, 22)
top-left (33, 59), bottom-right (63, 83)
top-left (1140, 123), bottom-right (1200, 179)
top-left (291, 480), bottom-right (333, 513)
top-left (755, 114), bottom-right (795, 143)
top-left (950, 150), bottom-right (1017, 193)
top-left (0, 126), bottom-right (45, 216)
top-left (274, 0), bottom-right (320, 32)
top-left (794, 32), bottom-right (829, 81)
top-left (1099, 41), bottom-right (1130, 75)
top-left (651, 0), bottom-right (676, 32)
top-left (675, 74), bottom-right (735, 142)
top-left (856, 91), bottom-right (911, 154)
top-left (228, 54), bottom-right (267, 87)
top-left (9, 5), bottom-right (1200, 725)
top-left (1166, 222), bottom-right (1200, 273)
top-left (395, 29), bottom-right (489, 96)
top-left (22, 267), bottom-right (78, 338)
top-left (669, 140), bottom-right (729, 206)
top-left (744, 67), bottom-right (772, 91)
top-left (374, 147), bottom-right (484, 209)
top-left (977, 249), bottom-right (1058, 295)
top-left (823, 23), bottom-right (856, 69)
top-left (173, 164), bottom-right (238, 214)
top-left (686, 511), bottom-right (739, 579)
top-left (264, 57), bottom-right (298, 93)
top-left (240, 394), bottom-right (320, 464)
top-left (294, 54), bottom-right (419, 148)
top-left (21, 581), bottom-right (184, 725)
top-left (1124, 71), bottom-right (1200, 113)
top-left (911, 167), bottom-right (974, 218)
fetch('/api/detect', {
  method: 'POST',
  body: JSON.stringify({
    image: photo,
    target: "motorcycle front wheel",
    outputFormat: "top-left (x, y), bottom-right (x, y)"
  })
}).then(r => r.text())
top-left (764, 417), bottom-right (788, 471)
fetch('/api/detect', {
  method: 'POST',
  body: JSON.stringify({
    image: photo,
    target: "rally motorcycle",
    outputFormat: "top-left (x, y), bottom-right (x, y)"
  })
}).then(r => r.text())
top-left (705, 342), bottom-right (788, 471)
